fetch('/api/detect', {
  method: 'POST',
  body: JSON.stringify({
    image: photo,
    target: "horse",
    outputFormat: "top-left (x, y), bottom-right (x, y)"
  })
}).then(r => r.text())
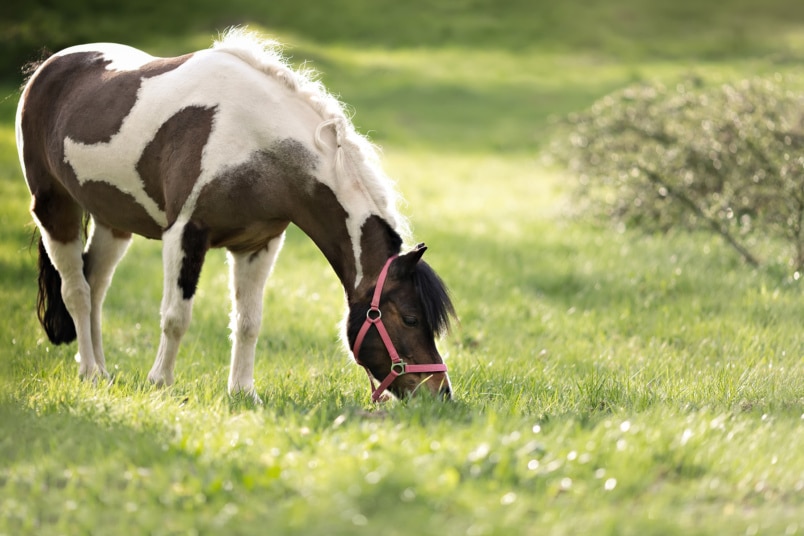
top-left (15, 29), bottom-right (455, 402)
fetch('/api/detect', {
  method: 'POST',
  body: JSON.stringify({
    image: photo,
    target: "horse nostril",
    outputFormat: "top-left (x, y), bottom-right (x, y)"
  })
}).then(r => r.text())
top-left (439, 385), bottom-right (452, 400)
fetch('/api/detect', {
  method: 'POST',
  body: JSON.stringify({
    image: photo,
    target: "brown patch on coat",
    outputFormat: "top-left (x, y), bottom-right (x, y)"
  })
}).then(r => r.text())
top-left (77, 181), bottom-right (164, 239)
top-left (355, 215), bottom-right (403, 295)
top-left (271, 138), bottom-right (320, 172)
top-left (111, 228), bottom-right (132, 239)
top-left (192, 140), bottom-right (362, 290)
top-left (192, 139), bottom-right (330, 252)
top-left (192, 150), bottom-right (297, 252)
top-left (136, 105), bottom-right (216, 221)
top-left (141, 54), bottom-right (194, 79)
top-left (29, 186), bottom-right (84, 243)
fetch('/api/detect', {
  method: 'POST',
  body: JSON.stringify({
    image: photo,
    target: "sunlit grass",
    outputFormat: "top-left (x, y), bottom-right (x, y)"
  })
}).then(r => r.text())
top-left (3, 129), bottom-right (803, 534)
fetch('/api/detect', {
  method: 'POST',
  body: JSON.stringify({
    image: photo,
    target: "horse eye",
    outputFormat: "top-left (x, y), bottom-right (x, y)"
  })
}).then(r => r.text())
top-left (402, 315), bottom-right (419, 327)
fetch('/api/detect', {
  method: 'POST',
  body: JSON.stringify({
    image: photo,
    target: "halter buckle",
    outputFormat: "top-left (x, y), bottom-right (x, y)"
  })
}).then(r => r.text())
top-left (391, 361), bottom-right (406, 375)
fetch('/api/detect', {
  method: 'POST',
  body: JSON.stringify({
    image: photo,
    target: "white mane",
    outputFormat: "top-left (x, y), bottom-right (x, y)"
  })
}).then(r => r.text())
top-left (212, 28), bottom-right (411, 243)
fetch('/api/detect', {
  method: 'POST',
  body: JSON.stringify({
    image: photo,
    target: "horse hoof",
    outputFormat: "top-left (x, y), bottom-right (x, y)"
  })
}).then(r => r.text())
top-left (78, 359), bottom-right (110, 383)
top-left (229, 387), bottom-right (263, 405)
top-left (80, 370), bottom-right (111, 386)
top-left (147, 371), bottom-right (174, 387)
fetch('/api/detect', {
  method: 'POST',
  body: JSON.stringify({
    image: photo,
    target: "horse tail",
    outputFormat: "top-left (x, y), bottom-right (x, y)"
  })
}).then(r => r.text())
top-left (36, 236), bottom-right (77, 344)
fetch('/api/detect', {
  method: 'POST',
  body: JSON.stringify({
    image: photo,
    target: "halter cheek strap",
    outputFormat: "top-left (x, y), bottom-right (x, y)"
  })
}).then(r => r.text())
top-left (352, 255), bottom-right (448, 402)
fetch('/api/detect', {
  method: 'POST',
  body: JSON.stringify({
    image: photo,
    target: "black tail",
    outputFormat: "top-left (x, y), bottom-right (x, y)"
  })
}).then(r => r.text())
top-left (36, 237), bottom-right (76, 344)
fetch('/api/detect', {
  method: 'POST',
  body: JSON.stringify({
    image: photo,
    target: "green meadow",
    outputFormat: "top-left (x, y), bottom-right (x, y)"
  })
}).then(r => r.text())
top-left (1, 1), bottom-right (804, 534)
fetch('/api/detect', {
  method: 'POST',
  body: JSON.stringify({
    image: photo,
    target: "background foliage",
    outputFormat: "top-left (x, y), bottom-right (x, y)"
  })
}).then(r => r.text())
top-left (5, 0), bottom-right (804, 82)
top-left (556, 76), bottom-right (804, 270)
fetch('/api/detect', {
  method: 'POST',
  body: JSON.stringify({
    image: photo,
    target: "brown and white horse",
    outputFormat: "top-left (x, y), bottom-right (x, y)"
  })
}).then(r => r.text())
top-left (16, 29), bottom-right (455, 402)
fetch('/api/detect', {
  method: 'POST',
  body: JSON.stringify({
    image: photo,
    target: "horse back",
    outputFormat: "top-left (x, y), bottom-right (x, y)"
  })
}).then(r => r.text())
top-left (18, 44), bottom-right (328, 244)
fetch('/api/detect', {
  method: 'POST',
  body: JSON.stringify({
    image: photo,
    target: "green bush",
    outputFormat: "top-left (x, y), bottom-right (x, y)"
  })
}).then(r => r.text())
top-left (556, 76), bottom-right (804, 271)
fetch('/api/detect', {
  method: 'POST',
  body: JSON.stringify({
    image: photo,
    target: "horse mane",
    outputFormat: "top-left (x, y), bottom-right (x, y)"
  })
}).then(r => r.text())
top-left (212, 28), bottom-right (411, 242)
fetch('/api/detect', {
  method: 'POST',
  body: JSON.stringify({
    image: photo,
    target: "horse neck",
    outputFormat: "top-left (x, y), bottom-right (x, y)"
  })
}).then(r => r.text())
top-left (290, 184), bottom-right (401, 301)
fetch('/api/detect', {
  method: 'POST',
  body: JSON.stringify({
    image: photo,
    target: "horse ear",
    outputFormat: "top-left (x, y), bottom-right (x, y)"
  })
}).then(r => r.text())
top-left (395, 243), bottom-right (427, 275)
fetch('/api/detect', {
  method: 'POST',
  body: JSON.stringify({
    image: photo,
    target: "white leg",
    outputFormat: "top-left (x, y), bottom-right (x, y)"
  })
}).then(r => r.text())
top-left (147, 221), bottom-right (208, 386)
top-left (227, 234), bottom-right (285, 399)
top-left (84, 221), bottom-right (131, 374)
top-left (38, 232), bottom-right (98, 378)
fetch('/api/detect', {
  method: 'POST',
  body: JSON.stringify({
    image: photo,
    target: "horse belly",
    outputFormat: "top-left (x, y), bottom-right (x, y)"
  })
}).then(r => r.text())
top-left (73, 180), bottom-right (165, 239)
top-left (208, 221), bottom-right (290, 252)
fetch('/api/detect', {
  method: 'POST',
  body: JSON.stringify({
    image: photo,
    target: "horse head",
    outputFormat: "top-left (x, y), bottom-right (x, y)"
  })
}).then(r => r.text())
top-left (348, 244), bottom-right (456, 401)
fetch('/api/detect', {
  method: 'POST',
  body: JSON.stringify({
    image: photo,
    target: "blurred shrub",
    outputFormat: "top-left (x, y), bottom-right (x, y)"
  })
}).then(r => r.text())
top-left (555, 76), bottom-right (804, 271)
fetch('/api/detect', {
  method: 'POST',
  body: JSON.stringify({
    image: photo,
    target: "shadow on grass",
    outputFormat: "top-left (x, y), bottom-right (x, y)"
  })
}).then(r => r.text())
top-left (0, 397), bottom-right (173, 467)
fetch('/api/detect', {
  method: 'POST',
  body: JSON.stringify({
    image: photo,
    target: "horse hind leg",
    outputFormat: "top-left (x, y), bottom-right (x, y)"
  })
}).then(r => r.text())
top-left (147, 220), bottom-right (209, 387)
top-left (227, 233), bottom-right (285, 402)
top-left (83, 220), bottom-right (132, 373)
top-left (31, 192), bottom-right (100, 379)
top-left (36, 236), bottom-right (76, 345)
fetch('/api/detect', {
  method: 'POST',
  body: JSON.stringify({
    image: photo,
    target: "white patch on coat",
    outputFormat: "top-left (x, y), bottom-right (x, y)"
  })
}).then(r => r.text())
top-left (55, 43), bottom-right (154, 71)
top-left (62, 32), bottom-right (410, 287)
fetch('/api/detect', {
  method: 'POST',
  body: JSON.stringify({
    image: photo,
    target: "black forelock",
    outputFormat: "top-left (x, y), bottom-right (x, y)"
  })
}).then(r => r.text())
top-left (412, 261), bottom-right (455, 337)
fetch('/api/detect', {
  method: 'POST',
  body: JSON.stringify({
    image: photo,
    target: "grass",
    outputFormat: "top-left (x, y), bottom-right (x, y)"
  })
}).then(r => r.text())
top-left (2, 1), bottom-right (804, 534)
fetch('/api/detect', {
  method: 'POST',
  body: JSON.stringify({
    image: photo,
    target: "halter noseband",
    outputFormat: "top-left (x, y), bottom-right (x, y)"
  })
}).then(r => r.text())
top-left (352, 255), bottom-right (448, 402)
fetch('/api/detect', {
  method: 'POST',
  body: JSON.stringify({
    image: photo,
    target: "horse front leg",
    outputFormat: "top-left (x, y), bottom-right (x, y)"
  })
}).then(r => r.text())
top-left (147, 220), bottom-right (209, 387)
top-left (227, 233), bottom-right (285, 401)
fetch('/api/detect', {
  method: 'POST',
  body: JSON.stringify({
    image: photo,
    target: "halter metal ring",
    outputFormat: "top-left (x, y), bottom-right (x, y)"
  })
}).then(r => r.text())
top-left (366, 307), bottom-right (382, 322)
top-left (391, 361), bottom-right (406, 375)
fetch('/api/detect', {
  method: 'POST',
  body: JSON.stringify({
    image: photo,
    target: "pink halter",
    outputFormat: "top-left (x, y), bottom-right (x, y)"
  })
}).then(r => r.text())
top-left (352, 255), bottom-right (448, 402)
